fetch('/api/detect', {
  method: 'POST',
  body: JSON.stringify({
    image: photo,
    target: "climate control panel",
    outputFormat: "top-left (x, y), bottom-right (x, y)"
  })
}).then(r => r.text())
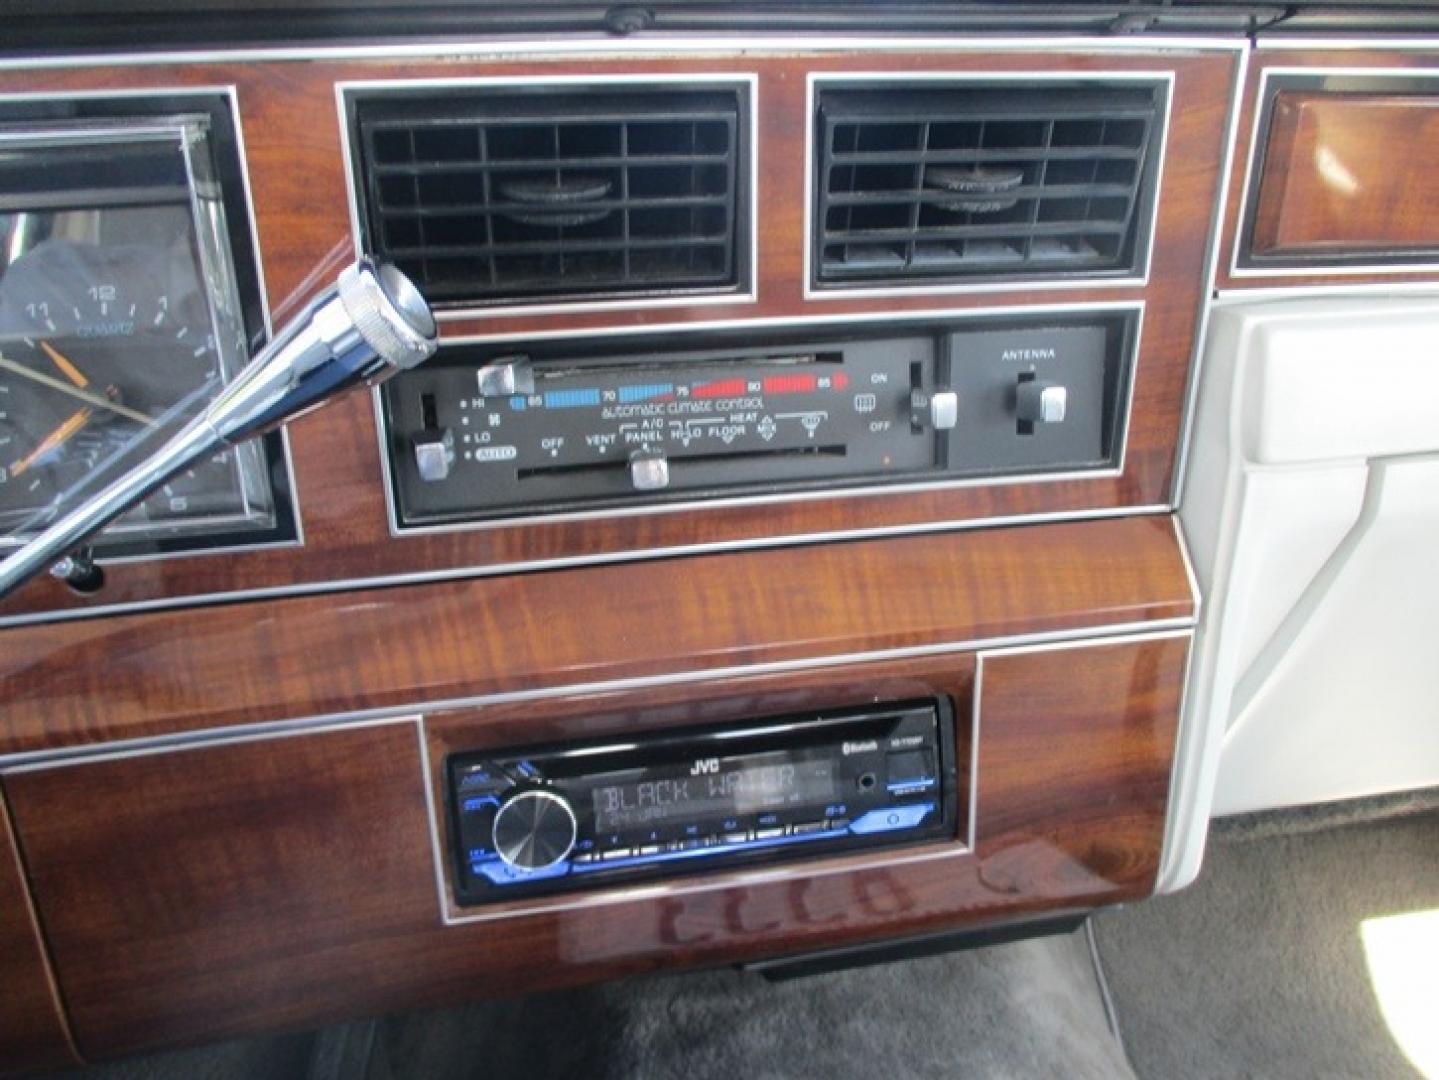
top-left (382, 310), bottom-right (1137, 527)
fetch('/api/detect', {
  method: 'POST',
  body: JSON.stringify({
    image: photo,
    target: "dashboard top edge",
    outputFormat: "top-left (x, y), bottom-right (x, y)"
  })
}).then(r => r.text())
top-left (0, 34), bottom-right (1253, 71)
top-left (435, 297), bottom-right (1147, 345)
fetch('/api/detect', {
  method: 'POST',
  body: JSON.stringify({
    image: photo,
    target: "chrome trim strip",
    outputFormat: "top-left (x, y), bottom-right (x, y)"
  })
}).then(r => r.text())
top-left (1156, 520), bottom-right (1203, 891)
top-left (436, 297), bottom-right (1142, 345)
top-left (801, 70), bottom-right (1174, 301)
top-left (374, 378), bottom-right (406, 538)
top-left (227, 84), bottom-right (276, 343)
top-left (1172, 512), bottom-right (1203, 621)
top-left (1254, 37), bottom-right (1439, 51)
top-left (0, 613), bottom-right (1197, 769)
top-left (0, 501), bottom-right (1172, 629)
top-left (416, 716), bottom-right (455, 923)
top-left (1228, 66), bottom-right (1439, 280)
top-left (373, 301), bottom-right (1143, 537)
top-left (974, 624), bottom-right (1191, 660)
top-left (0, 36), bottom-right (1250, 73)
top-left (334, 73), bottom-right (761, 320)
top-left (1215, 283), bottom-right (1439, 302)
top-left (1170, 45), bottom-right (1248, 507)
top-left (2, 715), bottom-right (420, 773)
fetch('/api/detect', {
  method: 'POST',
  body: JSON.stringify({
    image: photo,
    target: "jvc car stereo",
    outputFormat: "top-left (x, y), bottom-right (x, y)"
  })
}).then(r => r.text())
top-left (447, 699), bottom-right (957, 904)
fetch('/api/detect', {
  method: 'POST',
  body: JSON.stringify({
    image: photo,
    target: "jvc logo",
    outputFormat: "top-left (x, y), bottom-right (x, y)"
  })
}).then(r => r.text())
top-left (690, 758), bottom-right (720, 775)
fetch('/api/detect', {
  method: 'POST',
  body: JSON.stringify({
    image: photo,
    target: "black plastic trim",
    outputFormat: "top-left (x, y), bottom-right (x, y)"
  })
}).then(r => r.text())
top-left (346, 81), bottom-right (752, 310)
top-left (746, 911), bottom-right (1090, 980)
top-left (811, 79), bottom-right (1169, 291)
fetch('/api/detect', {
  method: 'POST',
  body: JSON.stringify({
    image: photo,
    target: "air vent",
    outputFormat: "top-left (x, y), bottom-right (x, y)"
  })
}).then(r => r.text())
top-left (814, 82), bottom-right (1166, 288)
top-left (349, 85), bottom-right (748, 308)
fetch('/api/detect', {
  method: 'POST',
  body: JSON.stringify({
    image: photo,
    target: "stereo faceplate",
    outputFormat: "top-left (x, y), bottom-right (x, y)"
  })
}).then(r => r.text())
top-left (447, 699), bottom-right (958, 904)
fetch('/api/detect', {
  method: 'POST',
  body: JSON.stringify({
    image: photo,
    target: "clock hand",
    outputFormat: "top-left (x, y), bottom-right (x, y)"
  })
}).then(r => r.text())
top-left (39, 341), bottom-right (90, 388)
top-left (0, 355), bottom-right (156, 427)
top-left (10, 407), bottom-right (92, 478)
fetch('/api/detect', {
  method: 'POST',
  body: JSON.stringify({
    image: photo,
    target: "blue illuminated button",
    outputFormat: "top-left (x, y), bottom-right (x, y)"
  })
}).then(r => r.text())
top-left (848, 803), bottom-right (936, 835)
top-left (791, 821), bottom-right (827, 835)
top-left (474, 858), bottom-right (570, 885)
top-left (755, 827), bottom-right (787, 840)
top-left (458, 769), bottom-right (502, 793)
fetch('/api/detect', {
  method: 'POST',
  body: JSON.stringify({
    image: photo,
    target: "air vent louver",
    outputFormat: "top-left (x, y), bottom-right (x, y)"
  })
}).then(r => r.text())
top-left (814, 83), bottom-right (1165, 287)
top-left (351, 87), bottom-right (747, 307)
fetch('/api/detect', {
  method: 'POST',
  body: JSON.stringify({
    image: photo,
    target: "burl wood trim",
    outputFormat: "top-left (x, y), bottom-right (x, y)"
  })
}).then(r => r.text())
top-left (0, 515), bottom-right (1192, 757)
top-left (5, 632), bottom-right (1187, 1060)
top-left (1218, 48), bottom-right (1439, 288)
top-left (0, 794), bottom-right (81, 1075)
top-left (0, 47), bottom-right (1236, 619)
top-left (1252, 90), bottom-right (1439, 256)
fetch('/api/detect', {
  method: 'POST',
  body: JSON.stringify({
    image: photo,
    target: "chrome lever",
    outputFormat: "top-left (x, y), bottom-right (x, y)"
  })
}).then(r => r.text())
top-left (0, 259), bottom-right (438, 602)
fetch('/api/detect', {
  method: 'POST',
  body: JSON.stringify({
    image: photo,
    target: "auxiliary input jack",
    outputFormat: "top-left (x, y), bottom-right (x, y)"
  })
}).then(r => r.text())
top-left (857, 772), bottom-right (877, 792)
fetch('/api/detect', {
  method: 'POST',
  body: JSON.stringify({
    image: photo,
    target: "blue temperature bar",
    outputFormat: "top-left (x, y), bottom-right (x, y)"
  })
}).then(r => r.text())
top-left (617, 383), bottom-right (673, 404)
top-left (542, 388), bottom-right (602, 409)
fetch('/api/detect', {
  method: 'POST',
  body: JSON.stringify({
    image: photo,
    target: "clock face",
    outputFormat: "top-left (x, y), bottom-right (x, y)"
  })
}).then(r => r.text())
top-left (0, 123), bottom-right (281, 552)
top-left (0, 232), bottom-right (250, 536)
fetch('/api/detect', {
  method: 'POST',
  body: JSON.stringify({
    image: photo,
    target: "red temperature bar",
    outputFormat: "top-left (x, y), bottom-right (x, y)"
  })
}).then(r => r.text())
top-left (762, 373), bottom-right (819, 395)
top-left (691, 378), bottom-right (749, 399)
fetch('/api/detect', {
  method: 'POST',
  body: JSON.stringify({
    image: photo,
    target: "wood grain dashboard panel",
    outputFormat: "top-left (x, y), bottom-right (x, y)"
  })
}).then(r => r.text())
top-left (2, 632), bottom-right (1188, 1061)
top-left (0, 796), bottom-right (79, 1075)
top-left (0, 44), bottom-right (1238, 621)
top-left (0, 40), bottom-right (1210, 1068)
top-left (0, 514), bottom-right (1192, 757)
top-left (1218, 47), bottom-right (1439, 289)
top-left (1252, 91), bottom-right (1439, 258)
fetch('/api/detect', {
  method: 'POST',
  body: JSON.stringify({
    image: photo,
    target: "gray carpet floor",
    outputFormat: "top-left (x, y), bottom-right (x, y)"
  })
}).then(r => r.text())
top-left (1094, 806), bottom-right (1439, 1080)
top-left (58, 803), bottom-right (1439, 1079)
top-left (56, 925), bottom-right (1130, 1080)
top-left (363, 927), bottom-right (1132, 1080)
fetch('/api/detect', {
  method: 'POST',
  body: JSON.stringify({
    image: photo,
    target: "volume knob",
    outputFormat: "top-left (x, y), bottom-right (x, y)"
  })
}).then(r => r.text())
top-left (491, 789), bottom-right (578, 872)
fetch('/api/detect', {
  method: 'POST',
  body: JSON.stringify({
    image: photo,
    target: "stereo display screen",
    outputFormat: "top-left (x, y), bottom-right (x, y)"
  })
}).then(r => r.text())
top-left (592, 752), bottom-right (840, 832)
